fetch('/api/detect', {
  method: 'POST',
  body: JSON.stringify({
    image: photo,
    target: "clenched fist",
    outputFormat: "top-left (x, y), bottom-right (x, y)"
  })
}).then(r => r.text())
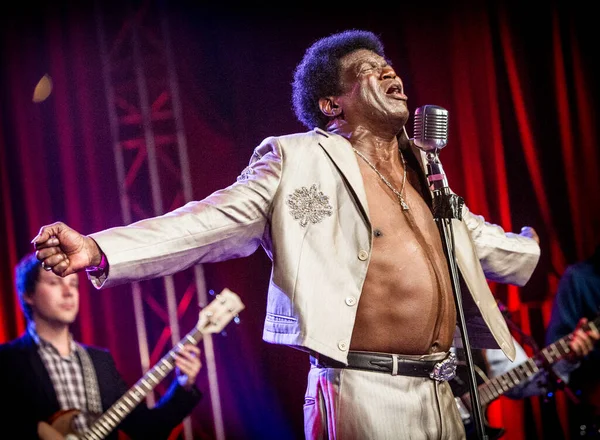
top-left (32, 221), bottom-right (102, 277)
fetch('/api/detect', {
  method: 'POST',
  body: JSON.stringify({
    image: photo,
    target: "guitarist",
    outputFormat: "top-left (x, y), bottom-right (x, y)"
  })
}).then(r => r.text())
top-left (454, 313), bottom-right (599, 439)
top-left (0, 253), bottom-right (203, 439)
top-left (546, 244), bottom-right (600, 438)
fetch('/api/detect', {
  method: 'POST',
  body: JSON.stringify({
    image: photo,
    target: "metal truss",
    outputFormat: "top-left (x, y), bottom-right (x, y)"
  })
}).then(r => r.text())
top-left (94, 1), bottom-right (225, 439)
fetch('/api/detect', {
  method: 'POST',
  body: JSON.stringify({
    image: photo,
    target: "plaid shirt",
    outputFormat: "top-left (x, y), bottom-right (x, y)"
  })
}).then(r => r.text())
top-left (29, 325), bottom-right (90, 433)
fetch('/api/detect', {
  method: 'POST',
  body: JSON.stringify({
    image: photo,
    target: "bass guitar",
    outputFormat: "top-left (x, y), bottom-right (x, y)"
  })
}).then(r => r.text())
top-left (38, 288), bottom-right (244, 440)
top-left (452, 314), bottom-right (600, 439)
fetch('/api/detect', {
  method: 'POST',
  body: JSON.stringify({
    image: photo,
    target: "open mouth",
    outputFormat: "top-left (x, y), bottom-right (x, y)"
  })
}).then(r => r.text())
top-left (386, 84), bottom-right (407, 100)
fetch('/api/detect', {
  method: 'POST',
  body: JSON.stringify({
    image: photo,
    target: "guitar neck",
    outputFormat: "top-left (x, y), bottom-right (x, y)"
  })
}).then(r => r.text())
top-left (475, 315), bottom-right (600, 406)
top-left (80, 326), bottom-right (204, 440)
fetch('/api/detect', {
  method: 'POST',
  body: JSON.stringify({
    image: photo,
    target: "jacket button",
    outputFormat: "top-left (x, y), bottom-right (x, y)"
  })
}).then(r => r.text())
top-left (338, 341), bottom-right (348, 351)
top-left (357, 250), bottom-right (369, 261)
top-left (345, 296), bottom-right (357, 306)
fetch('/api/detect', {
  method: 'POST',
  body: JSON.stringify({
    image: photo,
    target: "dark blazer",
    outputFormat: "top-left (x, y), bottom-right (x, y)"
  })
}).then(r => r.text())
top-left (0, 333), bottom-right (202, 439)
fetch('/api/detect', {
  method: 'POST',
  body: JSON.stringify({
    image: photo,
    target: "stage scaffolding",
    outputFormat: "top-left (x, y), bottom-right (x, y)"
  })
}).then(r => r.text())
top-left (94, 2), bottom-right (225, 439)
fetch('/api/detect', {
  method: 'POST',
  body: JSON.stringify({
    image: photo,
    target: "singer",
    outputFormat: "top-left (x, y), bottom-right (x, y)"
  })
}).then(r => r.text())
top-left (33, 29), bottom-right (550, 439)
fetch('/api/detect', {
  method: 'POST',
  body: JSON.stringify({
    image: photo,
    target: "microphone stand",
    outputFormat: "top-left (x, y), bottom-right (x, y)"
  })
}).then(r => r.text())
top-left (425, 150), bottom-right (488, 440)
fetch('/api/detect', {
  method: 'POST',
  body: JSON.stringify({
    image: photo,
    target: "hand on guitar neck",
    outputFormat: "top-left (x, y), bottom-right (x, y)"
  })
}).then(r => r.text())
top-left (566, 317), bottom-right (600, 360)
top-left (39, 288), bottom-right (244, 440)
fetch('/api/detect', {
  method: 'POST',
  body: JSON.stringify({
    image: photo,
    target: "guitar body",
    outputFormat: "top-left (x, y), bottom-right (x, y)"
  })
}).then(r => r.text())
top-left (38, 409), bottom-right (80, 440)
top-left (49, 409), bottom-right (80, 433)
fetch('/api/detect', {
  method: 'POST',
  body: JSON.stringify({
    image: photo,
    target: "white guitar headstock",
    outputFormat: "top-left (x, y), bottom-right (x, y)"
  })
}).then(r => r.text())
top-left (197, 288), bottom-right (245, 334)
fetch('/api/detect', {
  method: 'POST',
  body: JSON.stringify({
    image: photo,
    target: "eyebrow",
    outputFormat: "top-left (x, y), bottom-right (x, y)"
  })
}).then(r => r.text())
top-left (357, 56), bottom-right (386, 65)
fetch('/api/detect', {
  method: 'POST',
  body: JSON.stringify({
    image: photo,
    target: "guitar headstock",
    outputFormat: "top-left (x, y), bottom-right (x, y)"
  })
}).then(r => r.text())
top-left (197, 288), bottom-right (245, 334)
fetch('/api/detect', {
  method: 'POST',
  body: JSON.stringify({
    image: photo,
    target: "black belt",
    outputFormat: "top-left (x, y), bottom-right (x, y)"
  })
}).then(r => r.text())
top-left (310, 350), bottom-right (457, 381)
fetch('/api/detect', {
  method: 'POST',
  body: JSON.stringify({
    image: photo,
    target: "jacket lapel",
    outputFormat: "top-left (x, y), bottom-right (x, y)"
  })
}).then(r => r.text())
top-left (316, 128), bottom-right (371, 223)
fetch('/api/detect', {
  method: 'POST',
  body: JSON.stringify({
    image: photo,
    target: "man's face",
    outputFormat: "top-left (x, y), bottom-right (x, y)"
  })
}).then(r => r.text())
top-left (26, 270), bottom-right (80, 326)
top-left (336, 49), bottom-right (409, 131)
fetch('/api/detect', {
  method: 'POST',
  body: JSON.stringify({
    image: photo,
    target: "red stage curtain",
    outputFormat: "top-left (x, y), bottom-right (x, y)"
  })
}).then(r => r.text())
top-left (1, 3), bottom-right (598, 439)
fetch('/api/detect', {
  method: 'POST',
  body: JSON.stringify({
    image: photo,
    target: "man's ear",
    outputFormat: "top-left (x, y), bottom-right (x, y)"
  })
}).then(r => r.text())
top-left (318, 97), bottom-right (342, 117)
top-left (24, 292), bottom-right (34, 306)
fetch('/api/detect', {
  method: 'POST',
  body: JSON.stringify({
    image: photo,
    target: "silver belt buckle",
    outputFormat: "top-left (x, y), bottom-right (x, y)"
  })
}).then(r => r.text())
top-left (429, 352), bottom-right (457, 382)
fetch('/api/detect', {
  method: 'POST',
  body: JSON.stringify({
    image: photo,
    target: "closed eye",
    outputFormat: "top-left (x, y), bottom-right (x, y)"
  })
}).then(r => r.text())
top-left (357, 62), bottom-right (382, 77)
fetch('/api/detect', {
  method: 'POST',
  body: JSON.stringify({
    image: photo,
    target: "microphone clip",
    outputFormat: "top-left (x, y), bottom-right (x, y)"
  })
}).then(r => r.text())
top-left (425, 150), bottom-right (449, 191)
top-left (422, 151), bottom-right (462, 221)
top-left (432, 188), bottom-right (464, 221)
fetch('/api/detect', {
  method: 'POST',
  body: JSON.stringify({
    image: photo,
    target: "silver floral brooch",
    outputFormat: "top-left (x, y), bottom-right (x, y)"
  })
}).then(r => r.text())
top-left (286, 184), bottom-right (333, 227)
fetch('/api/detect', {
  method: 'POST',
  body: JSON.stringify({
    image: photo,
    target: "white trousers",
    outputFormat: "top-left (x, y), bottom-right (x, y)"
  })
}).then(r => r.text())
top-left (304, 354), bottom-right (465, 440)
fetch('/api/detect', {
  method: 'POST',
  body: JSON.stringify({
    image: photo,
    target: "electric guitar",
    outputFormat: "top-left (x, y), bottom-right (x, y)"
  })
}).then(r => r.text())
top-left (38, 288), bottom-right (245, 440)
top-left (452, 314), bottom-right (600, 439)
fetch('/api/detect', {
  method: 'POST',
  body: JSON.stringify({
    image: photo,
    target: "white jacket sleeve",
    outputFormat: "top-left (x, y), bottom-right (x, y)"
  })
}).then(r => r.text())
top-left (462, 205), bottom-right (541, 286)
top-left (87, 139), bottom-right (283, 289)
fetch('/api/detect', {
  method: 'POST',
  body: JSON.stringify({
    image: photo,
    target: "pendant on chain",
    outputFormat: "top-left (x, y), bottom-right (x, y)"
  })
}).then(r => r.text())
top-left (399, 197), bottom-right (409, 211)
top-left (352, 147), bottom-right (410, 211)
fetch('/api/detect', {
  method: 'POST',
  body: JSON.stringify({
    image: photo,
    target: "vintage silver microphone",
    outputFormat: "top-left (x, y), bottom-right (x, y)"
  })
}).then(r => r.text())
top-left (413, 104), bottom-right (449, 152)
top-left (413, 105), bottom-right (450, 191)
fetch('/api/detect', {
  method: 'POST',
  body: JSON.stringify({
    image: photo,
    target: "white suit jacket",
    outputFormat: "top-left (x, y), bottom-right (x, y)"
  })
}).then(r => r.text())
top-left (90, 128), bottom-right (540, 363)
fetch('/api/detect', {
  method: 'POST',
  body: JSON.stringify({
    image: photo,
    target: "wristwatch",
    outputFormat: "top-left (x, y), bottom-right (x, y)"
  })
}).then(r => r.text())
top-left (85, 252), bottom-right (108, 274)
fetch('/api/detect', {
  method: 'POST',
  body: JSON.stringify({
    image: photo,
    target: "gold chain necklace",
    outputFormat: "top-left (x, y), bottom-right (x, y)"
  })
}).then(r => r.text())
top-left (353, 147), bottom-right (409, 211)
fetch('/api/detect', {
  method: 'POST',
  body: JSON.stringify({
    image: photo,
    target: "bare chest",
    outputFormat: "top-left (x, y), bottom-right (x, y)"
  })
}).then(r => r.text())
top-left (349, 166), bottom-right (456, 353)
